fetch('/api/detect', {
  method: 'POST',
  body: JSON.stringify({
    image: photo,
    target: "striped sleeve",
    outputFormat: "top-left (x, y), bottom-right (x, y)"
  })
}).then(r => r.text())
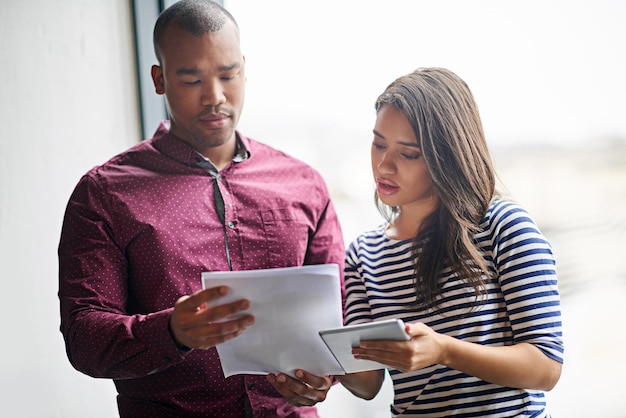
top-left (478, 200), bottom-right (564, 363)
top-left (344, 232), bottom-right (375, 325)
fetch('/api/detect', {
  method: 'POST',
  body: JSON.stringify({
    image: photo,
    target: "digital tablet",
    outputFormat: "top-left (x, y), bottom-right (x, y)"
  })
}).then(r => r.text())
top-left (318, 319), bottom-right (411, 374)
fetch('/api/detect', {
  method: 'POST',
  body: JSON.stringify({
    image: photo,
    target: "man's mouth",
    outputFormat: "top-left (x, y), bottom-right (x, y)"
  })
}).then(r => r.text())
top-left (199, 113), bottom-right (229, 129)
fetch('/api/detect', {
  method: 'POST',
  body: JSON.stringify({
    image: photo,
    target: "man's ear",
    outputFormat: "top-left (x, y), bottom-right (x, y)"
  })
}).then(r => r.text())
top-left (242, 55), bottom-right (246, 82)
top-left (151, 65), bottom-right (165, 95)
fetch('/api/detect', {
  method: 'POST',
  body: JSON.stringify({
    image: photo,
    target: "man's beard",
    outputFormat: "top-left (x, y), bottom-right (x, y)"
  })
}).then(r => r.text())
top-left (189, 126), bottom-right (233, 149)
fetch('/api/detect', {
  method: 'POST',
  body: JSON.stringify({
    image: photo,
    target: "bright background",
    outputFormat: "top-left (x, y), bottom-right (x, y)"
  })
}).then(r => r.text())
top-left (1, 1), bottom-right (624, 417)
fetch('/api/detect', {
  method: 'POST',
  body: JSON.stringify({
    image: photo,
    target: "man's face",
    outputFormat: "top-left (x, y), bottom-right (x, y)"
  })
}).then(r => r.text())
top-left (151, 20), bottom-right (245, 156)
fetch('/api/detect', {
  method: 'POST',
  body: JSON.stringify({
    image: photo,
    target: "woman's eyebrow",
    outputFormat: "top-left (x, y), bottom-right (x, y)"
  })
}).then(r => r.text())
top-left (373, 130), bottom-right (419, 148)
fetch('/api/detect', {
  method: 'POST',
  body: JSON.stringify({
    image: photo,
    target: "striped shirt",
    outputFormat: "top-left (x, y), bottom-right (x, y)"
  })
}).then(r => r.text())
top-left (344, 199), bottom-right (564, 417)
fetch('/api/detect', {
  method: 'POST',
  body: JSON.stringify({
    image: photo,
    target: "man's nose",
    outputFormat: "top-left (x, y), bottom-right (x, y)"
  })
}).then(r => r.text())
top-left (201, 80), bottom-right (226, 107)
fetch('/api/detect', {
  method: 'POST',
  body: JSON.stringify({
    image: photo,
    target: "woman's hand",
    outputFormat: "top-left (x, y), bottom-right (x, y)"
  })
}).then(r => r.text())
top-left (353, 321), bottom-right (562, 390)
top-left (352, 322), bottom-right (444, 372)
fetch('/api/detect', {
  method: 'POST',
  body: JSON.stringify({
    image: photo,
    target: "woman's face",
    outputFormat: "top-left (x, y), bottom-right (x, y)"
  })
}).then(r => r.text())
top-left (371, 105), bottom-right (438, 214)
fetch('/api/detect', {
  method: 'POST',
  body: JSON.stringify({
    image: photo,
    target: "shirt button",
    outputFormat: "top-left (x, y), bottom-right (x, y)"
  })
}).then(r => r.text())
top-left (228, 221), bottom-right (234, 228)
top-left (248, 383), bottom-right (255, 390)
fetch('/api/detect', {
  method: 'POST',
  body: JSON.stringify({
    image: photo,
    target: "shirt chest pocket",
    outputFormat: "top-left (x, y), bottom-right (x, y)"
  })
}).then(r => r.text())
top-left (259, 207), bottom-right (310, 268)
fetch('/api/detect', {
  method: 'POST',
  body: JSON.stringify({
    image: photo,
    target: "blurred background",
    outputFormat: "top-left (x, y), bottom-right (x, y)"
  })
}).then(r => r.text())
top-left (1, 0), bottom-right (624, 416)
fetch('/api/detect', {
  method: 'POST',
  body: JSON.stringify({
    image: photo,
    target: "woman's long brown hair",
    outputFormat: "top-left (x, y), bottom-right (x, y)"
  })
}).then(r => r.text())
top-left (374, 67), bottom-right (497, 311)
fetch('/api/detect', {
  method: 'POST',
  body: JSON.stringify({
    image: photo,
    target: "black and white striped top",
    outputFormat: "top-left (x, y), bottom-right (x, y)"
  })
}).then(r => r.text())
top-left (344, 199), bottom-right (564, 417)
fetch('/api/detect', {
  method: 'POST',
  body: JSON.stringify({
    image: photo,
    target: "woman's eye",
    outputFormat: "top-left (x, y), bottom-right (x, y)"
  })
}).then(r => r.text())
top-left (402, 153), bottom-right (421, 160)
top-left (184, 80), bottom-right (200, 85)
top-left (372, 142), bottom-right (385, 150)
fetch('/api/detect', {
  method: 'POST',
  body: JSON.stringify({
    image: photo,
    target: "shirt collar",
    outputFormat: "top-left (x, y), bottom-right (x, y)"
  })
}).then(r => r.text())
top-left (151, 121), bottom-right (250, 172)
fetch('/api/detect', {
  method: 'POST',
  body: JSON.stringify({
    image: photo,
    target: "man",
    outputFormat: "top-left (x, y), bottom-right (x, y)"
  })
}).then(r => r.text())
top-left (58, 1), bottom-right (345, 416)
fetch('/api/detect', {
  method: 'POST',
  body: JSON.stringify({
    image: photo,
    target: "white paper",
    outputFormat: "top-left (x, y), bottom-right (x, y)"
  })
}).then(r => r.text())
top-left (201, 264), bottom-right (345, 378)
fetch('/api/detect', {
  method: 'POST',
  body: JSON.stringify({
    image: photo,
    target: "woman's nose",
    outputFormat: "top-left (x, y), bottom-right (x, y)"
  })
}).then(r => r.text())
top-left (376, 154), bottom-right (395, 174)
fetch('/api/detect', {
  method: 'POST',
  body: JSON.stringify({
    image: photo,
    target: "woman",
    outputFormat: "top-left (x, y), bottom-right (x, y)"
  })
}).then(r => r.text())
top-left (336, 67), bottom-right (564, 417)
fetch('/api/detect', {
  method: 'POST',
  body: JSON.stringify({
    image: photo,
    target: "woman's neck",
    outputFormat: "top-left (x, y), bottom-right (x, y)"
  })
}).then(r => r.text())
top-left (386, 202), bottom-right (438, 240)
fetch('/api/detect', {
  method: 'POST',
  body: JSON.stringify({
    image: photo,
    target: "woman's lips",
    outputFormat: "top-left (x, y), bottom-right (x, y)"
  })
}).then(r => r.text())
top-left (376, 178), bottom-right (399, 196)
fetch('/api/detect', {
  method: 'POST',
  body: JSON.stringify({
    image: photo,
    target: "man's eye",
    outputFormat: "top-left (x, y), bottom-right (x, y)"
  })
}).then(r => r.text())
top-left (372, 142), bottom-right (385, 150)
top-left (184, 80), bottom-right (201, 85)
top-left (221, 69), bottom-right (241, 81)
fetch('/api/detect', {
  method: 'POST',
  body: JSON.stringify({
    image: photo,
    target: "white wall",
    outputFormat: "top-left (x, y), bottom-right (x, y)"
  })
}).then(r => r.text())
top-left (0, 1), bottom-right (138, 416)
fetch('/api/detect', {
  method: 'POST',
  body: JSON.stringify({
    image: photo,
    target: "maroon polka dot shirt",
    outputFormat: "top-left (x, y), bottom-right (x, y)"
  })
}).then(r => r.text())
top-left (58, 122), bottom-right (345, 417)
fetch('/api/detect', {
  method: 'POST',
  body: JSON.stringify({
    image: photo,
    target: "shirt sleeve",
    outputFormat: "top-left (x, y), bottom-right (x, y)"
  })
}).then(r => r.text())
top-left (490, 202), bottom-right (565, 364)
top-left (343, 238), bottom-right (374, 326)
top-left (58, 173), bottom-right (187, 379)
top-left (302, 183), bottom-right (346, 310)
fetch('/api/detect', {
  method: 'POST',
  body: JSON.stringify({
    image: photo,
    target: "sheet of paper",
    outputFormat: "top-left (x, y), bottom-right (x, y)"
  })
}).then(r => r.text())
top-left (201, 264), bottom-right (345, 378)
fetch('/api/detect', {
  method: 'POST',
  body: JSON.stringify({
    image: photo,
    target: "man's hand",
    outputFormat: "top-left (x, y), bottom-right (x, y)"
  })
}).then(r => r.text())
top-left (169, 286), bottom-right (255, 350)
top-left (266, 369), bottom-right (333, 407)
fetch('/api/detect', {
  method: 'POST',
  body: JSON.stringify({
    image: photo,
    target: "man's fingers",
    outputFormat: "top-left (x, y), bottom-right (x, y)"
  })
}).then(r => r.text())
top-left (190, 316), bottom-right (255, 349)
top-left (190, 298), bottom-right (251, 324)
top-left (294, 370), bottom-right (332, 391)
top-left (195, 315), bottom-right (255, 338)
top-left (266, 372), bottom-right (331, 406)
top-left (174, 287), bottom-right (251, 329)
top-left (176, 286), bottom-right (229, 312)
top-left (176, 314), bottom-right (255, 350)
top-left (170, 286), bottom-right (255, 350)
